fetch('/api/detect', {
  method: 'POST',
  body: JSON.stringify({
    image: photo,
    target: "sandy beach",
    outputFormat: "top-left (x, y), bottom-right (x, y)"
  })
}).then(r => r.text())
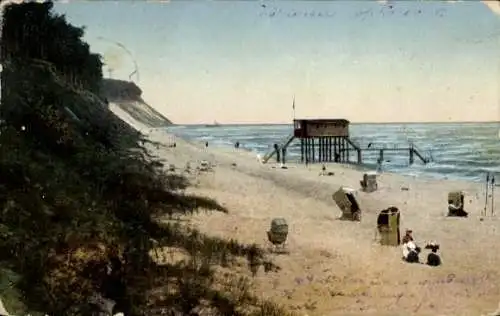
top-left (142, 127), bottom-right (500, 316)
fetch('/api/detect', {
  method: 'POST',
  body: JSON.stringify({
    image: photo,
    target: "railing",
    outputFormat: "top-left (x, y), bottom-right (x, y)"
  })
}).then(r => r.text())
top-left (349, 140), bottom-right (431, 164)
top-left (411, 143), bottom-right (433, 163)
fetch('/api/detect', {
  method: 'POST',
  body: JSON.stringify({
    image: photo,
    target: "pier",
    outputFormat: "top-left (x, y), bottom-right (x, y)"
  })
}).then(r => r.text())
top-left (361, 143), bottom-right (430, 165)
top-left (261, 118), bottom-right (430, 165)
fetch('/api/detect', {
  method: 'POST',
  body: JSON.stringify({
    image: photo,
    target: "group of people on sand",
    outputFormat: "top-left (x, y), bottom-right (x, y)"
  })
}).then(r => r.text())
top-left (401, 229), bottom-right (441, 266)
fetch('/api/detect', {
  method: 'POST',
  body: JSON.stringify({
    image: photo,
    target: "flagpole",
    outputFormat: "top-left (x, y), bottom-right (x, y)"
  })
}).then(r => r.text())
top-left (292, 95), bottom-right (296, 121)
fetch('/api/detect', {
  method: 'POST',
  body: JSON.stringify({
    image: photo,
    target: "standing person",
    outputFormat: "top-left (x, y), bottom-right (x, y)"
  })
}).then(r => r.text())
top-left (377, 158), bottom-right (383, 172)
top-left (320, 164), bottom-right (326, 176)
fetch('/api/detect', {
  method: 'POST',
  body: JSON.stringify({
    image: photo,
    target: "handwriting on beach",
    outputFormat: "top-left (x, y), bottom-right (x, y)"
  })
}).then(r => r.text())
top-left (259, 6), bottom-right (448, 19)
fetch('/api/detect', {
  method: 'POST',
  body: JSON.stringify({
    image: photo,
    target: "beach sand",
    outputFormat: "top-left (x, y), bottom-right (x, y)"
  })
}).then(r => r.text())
top-left (135, 125), bottom-right (500, 316)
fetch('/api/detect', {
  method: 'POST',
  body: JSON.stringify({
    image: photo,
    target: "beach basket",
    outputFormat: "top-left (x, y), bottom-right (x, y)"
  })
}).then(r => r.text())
top-left (447, 191), bottom-right (467, 217)
top-left (360, 171), bottom-right (378, 193)
top-left (267, 218), bottom-right (288, 252)
top-left (377, 207), bottom-right (400, 246)
top-left (448, 191), bottom-right (464, 207)
top-left (332, 187), bottom-right (361, 221)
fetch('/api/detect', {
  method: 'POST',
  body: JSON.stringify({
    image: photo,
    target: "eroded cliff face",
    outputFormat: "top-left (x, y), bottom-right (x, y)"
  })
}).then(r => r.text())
top-left (100, 79), bottom-right (143, 101)
top-left (100, 79), bottom-right (173, 127)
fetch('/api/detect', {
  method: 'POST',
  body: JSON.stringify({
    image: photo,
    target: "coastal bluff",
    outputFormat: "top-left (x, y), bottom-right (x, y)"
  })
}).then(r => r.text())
top-left (100, 78), bottom-right (172, 128)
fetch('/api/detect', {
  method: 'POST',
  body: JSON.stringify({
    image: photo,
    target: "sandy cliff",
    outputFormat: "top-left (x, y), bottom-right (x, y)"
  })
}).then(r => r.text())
top-left (100, 78), bottom-right (173, 127)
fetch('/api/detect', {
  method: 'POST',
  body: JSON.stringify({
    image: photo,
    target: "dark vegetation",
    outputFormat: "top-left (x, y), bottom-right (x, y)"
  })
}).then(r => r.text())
top-left (0, 2), bottom-right (290, 315)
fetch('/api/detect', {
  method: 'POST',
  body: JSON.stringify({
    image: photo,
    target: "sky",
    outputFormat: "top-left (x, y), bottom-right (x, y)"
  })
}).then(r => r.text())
top-left (48, 0), bottom-right (500, 124)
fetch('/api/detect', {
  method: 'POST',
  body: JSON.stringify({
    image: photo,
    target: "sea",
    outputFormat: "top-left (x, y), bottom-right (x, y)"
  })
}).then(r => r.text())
top-left (164, 122), bottom-right (500, 183)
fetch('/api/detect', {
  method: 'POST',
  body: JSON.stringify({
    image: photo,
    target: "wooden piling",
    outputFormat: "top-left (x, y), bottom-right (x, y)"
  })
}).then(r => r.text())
top-left (335, 139), bottom-right (338, 162)
top-left (325, 138), bottom-right (328, 162)
top-left (324, 137), bottom-right (327, 162)
top-left (306, 138), bottom-right (309, 162)
top-left (324, 138), bottom-right (327, 161)
top-left (305, 138), bottom-right (309, 163)
top-left (300, 139), bottom-right (304, 163)
top-left (341, 138), bottom-right (345, 162)
top-left (328, 137), bottom-right (332, 162)
top-left (346, 137), bottom-right (350, 162)
top-left (312, 138), bottom-right (315, 162)
top-left (319, 137), bottom-right (323, 162)
top-left (320, 137), bottom-right (323, 162)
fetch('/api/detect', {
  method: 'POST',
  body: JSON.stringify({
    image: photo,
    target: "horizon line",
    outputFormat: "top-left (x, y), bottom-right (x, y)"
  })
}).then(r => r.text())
top-left (172, 120), bottom-right (500, 126)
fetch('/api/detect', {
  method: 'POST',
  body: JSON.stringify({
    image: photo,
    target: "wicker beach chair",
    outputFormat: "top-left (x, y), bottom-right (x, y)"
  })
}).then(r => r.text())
top-left (376, 207), bottom-right (401, 246)
top-left (360, 171), bottom-right (378, 193)
top-left (447, 191), bottom-right (468, 217)
top-left (332, 187), bottom-right (362, 221)
top-left (267, 218), bottom-right (288, 253)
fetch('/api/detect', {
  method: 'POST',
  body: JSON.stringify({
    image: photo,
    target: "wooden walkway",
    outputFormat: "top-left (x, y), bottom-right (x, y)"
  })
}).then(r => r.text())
top-left (359, 144), bottom-right (430, 164)
top-left (261, 136), bottom-right (431, 165)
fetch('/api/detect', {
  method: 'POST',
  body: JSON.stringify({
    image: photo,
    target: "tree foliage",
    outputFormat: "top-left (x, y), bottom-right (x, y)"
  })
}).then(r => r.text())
top-left (0, 1), bottom-right (290, 315)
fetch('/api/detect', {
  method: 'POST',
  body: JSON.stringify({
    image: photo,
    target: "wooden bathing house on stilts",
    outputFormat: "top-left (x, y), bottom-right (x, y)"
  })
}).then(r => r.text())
top-left (294, 119), bottom-right (362, 164)
top-left (260, 118), bottom-right (430, 166)
top-left (261, 119), bottom-right (362, 164)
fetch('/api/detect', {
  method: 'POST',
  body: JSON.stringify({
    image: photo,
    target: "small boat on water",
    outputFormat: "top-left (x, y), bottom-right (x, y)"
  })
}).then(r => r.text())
top-left (205, 120), bottom-right (221, 128)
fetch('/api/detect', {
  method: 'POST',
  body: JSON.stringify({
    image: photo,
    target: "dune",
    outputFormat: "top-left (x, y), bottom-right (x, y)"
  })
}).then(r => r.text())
top-left (110, 108), bottom-right (500, 315)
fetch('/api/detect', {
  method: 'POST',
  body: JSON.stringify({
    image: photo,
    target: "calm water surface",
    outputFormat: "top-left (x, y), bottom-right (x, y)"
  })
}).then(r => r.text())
top-left (164, 122), bottom-right (500, 183)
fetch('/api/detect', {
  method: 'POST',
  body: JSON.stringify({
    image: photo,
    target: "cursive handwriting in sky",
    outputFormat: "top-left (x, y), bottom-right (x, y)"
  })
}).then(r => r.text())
top-left (53, 1), bottom-right (500, 124)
